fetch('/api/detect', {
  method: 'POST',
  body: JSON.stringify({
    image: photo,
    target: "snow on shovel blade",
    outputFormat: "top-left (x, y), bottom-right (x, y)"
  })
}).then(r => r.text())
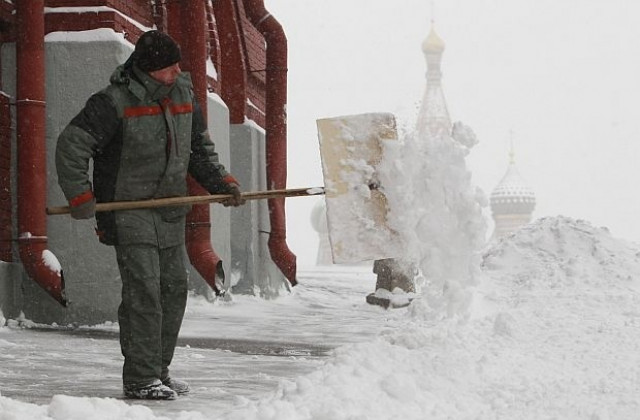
top-left (317, 112), bottom-right (402, 264)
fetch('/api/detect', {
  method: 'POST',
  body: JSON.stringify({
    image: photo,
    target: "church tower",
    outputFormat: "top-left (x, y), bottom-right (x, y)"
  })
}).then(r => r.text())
top-left (490, 140), bottom-right (536, 239)
top-left (417, 23), bottom-right (451, 137)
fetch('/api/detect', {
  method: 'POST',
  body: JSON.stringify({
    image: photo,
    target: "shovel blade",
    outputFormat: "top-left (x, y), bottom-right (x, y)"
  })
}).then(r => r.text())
top-left (317, 112), bottom-right (401, 264)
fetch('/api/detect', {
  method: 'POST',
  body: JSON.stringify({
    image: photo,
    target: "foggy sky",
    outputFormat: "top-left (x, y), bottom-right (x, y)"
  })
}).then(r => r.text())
top-left (265, 0), bottom-right (640, 266)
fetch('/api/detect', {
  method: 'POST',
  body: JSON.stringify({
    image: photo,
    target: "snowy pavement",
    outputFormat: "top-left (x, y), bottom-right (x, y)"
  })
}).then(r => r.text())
top-left (0, 266), bottom-right (391, 419)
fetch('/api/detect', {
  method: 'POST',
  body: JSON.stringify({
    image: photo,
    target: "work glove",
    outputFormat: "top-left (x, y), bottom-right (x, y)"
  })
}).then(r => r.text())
top-left (221, 175), bottom-right (246, 207)
top-left (69, 190), bottom-right (96, 220)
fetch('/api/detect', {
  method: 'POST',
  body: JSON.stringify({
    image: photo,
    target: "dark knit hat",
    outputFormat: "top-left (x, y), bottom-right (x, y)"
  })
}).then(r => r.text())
top-left (134, 30), bottom-right (181, 72)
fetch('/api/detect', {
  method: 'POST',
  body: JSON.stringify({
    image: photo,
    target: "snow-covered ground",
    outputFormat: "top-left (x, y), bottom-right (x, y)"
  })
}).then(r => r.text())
top-left (3, 216), bottom-right (640, 419)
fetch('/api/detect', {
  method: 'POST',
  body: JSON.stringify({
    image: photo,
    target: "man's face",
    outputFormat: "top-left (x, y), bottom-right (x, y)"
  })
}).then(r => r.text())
top-left (149, 63), bottom-right (181, 85)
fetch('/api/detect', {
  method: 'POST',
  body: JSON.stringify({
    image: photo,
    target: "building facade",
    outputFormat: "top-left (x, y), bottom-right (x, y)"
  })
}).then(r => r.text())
top-left (0, 0), bottom-right (295, 324)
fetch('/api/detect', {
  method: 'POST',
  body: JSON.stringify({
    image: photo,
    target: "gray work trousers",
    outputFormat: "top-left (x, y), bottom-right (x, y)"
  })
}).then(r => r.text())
top-left (115, 244), bottom-right (188, 387)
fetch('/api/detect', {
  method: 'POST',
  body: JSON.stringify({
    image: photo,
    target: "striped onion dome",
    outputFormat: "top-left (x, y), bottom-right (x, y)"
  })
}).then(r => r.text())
top-left (490, 163), bottom-right (536, 215)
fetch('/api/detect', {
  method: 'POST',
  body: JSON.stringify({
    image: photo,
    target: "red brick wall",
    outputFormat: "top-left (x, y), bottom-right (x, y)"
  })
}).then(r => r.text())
top-left (44, 11), bottom-right (143, 41)
top-left (205, 0), bottom-right (221, 94)
top-left (0, 0), bottom-right (268, 127)
top-left (243, 23), bottom-right (266, 115)
top-left (46, 0), bottom-right (154, 28)
top-left (43, 0), bottom-right (151, 41)
top-left (237, 2), bottom-right (266, 126)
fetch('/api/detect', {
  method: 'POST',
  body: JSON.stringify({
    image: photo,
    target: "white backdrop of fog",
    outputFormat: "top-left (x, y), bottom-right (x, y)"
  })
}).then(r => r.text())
top-left (264, 0), bottom-right (640, 267)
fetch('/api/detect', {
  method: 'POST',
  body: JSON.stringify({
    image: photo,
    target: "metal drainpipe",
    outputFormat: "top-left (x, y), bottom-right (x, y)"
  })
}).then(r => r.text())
top-left (165, 1), bottom-right (225, 294)
top-left (15, 1), bottom-right (67, 306)
top-left (243, 0), bottom-right (297, 286)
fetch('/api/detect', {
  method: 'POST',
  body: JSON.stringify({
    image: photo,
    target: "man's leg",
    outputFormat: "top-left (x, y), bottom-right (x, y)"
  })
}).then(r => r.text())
top-left (158, 244), bottom-right (189, 381)
top-left (116, 244), bottom-right (163, 387)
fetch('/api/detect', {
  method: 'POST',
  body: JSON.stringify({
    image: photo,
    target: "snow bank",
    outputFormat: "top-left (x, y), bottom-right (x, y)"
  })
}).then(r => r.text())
top-left (221, 215), bottom-right (640, 420)
top-left (0, 395), bottom-right (49, 420)
top-left (483, 216), bottom-right (640, 291)
top-left (0, 394), bottom-right (208, 420)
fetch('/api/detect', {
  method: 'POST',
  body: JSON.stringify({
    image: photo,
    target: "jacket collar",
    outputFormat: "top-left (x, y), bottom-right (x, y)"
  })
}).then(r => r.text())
top-left (109, 64), bottom-right (193, 102)
top-left (131, 64), bottom-right (175, 102)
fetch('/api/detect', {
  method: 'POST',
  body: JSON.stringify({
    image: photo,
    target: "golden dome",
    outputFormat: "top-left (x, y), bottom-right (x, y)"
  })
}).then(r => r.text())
top-left (422, 26), bottom-right (445, 53)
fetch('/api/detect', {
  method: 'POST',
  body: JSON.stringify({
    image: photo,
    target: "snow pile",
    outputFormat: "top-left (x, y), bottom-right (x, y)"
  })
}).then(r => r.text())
top-left (220, 215), bottom-right (640, 420)
top-left (0, 394), bottom-right (208, 420)
top-left (378, 122), bottom-right (487, 317)
top-left (483, 216), bottom-right (640, 291)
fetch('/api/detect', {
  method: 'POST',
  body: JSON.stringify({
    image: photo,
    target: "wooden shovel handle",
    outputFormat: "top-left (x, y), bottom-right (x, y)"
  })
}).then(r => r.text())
top-left (46, 187), bottom-right (325, 216)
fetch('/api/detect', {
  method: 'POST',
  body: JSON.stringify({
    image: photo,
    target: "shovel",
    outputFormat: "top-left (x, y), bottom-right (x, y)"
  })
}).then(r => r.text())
top-left (48, 112), bottom-right (401, 265)
top-left (46, 187), bottom-right (324, 298)
top-left (46, 187), bottom-right (325, 215)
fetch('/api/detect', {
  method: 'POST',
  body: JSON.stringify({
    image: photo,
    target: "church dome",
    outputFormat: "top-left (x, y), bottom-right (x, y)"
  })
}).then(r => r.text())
top-left (490, 163), bottom-right (536, 215)
top-left (422, 27), bottom-right (445, 54)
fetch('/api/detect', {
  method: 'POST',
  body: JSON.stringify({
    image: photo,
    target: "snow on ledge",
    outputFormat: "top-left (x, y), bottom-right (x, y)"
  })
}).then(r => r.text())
top-left (206, 58), bottom-right (218, 80)
top-left (244, 117), bottom-right (266, 135)
top-left (44, 6), bottom-right (153, 33)
top-left (207, 91), bottom-right (228, 111)
top-left (45, 28), bottom-right (129, 45)
top-left (42, 250), bottom-right (62, 275)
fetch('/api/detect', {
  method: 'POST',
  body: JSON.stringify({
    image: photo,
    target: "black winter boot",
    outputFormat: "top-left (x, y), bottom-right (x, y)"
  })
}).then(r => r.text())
top-left (124, 380), bottom-right (177, 400)
top-left (162, 377), bottom-right (191, 395)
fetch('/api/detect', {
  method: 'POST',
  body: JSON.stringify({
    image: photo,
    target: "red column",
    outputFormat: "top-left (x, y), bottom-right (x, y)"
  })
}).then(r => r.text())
top-left (243, 0), bottom-right (297, 286)
top-left (177, 1), bottom-right (226, 295)
top-left (16, 0), bottom-right (66, 305)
